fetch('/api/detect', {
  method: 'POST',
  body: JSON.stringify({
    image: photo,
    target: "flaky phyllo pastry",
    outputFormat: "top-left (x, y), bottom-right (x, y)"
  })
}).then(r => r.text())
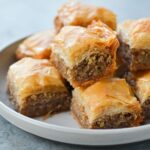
top-left (51, 20), bottom-right (119, 87)
top-left (117, 18), bottom-right (150, 71)
top-left (7, 58), bottom-right (71, 117)
top-left (55, 1), bottom-right (116, 32)
top-left (128, 71), bottom-right (150, 118)
top-left (71, 78), bottom-right (143, 129)
top-left (16, 30), bottom-right (56, 59)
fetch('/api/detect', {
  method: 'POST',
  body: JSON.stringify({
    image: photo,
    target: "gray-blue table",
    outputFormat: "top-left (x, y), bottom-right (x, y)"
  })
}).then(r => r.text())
top-left (0, 0), bottom-right (150, 149)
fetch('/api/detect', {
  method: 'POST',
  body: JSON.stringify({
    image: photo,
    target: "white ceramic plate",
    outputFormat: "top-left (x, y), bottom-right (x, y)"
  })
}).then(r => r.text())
top-left (1, 38), bottom-right (150, 146)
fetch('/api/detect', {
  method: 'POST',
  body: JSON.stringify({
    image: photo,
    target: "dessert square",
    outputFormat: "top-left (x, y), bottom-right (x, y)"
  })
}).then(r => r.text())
top-left (51, 21), bottom-right (119, 87)
top-left (16, 30), bottom-right (56, 59)
top-left (55, 1), bottom-right (116, 32)
top-left (117, 18), bottom-right (150, 71)
top-left (128, 71), bottom-right (150, 118)
top-left (7, 58), bottom-right (71, 117)
top-left (71, 78), bottom-right (143, 129)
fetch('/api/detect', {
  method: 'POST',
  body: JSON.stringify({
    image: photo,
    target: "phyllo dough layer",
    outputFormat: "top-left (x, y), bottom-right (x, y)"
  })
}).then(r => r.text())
top-left (117, 18), bottom-right (150, 71)
top-left (51, 21), bottom-right (119, 87)
top-left (71, 78), bottom-right (143, 129)
top-left (128, 71), bottom-right (150, 118)
top-left (55, 1), bottom-right (116, 32)
top-left (16, 30), bottom-right (56, 59)
top-left (7, 58), bottom-right (71, 117)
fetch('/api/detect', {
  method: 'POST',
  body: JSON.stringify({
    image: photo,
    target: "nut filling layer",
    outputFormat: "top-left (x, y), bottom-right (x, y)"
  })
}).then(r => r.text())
top-left (93, 113), bottom-right (135, 129)
top-left (72, 51), bottom-right (112, 83)
top-left (71, 99), bottom-right (139, 129)
top-left (142, 98), bottom-right (150, 119)
top-left (9, 90), bottom-right (71, 117)
top-left (118, 41), bottom-right (150, 71)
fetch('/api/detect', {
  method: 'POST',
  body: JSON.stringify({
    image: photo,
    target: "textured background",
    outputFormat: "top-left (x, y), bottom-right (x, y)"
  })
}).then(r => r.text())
top-left (0, 0), bottom-right (150, 149)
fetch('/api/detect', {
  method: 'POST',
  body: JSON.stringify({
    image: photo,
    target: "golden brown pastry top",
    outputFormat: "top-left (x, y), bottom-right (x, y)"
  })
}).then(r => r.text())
top-left (7, 58), bottom-right (67, 104)
top-left (16, 30), bottom-right (56, 59)
top-left (52, 21), bottom-right (119, 68)
top-left (55, 1), bottom-right (116, 31)
top-left (73, 78), bottom-right (141, 122)
top-left (134, 71), bottom-right (150, 102)
top-left (118, 18), bottom-right (150, 49)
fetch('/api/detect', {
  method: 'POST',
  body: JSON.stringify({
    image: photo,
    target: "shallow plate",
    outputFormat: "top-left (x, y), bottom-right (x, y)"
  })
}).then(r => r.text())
top-left (0, 39), bottom-right (150, 146)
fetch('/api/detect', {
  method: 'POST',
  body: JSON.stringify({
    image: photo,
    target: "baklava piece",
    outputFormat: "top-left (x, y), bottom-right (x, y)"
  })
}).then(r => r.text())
top-left (117, 18), bottom-right (150, 71)
top-left (16, 30), bottom-right (56, 59)
top-left (129, 71), bottom-right (150, 118)
top-left (55, 1), bottom-right (116, 32)
top-left (71, 78), bottom-right (143, 129)
top-left (7, 58), bottom-right (71, 117)
top-left (51, 21), bottom-right (119, 87)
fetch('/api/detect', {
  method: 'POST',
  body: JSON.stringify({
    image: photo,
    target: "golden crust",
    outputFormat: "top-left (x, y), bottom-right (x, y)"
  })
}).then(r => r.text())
top-left (7, 58), bottom-right (67, 105)
top-left (51, 20), bottom-right (119, 68)
top-left (73, 78), bottom-right (141, 123)
top-left (16, 30), bottom-right (56, 59)
top-left (55, 1), bottom-right (116, 31)
top-left (134, 71), bottom-right (150, 103)
top-left (118, 18), bottom-right (150, 49)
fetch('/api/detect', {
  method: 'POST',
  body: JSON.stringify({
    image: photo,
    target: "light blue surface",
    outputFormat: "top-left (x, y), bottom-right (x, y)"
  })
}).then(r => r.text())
top-left (0, 0), bottom-right (150, 149)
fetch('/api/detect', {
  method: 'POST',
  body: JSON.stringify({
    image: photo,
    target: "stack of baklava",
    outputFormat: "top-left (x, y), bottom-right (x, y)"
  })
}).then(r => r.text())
top-left (7, 1), bottom-right (150, 129)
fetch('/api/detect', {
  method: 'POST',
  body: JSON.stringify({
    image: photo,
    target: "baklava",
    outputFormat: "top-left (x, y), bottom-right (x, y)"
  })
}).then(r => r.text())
top-left (117, 18), bottom-right (150, 71)
top-left (127, 71), bottom-right (150, 118)
top-left (71, 78), bottom-right (143, 129)
top-left (16, 30), bottom-right (55, 59)
top-left (55, 1), bottom-right (116, 32)
top-left (51, 21), bottom-right (119, 87)
top-left (7, 58), bottom-right (71, 117)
